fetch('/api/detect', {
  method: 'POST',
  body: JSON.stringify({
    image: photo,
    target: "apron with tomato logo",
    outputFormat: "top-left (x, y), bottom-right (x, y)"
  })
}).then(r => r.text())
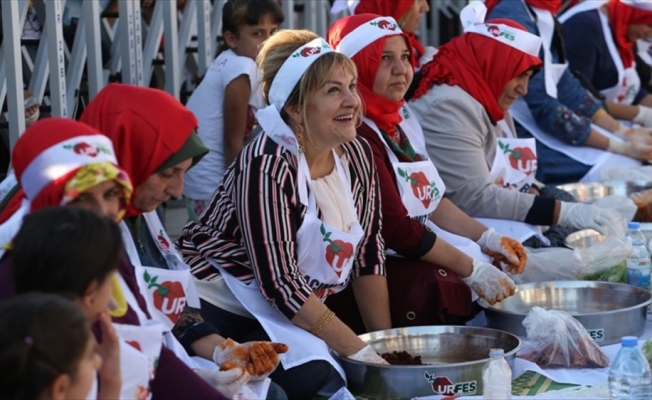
top-left (208, 144), bottom-right (361, 393)
top-left (365, 104), bottom-right (491, 263)
top-left (559, 0), bottom-right (640, 105)
top-left (120, 216), bottom-right (201, 366)
top-left (113, 273), bottom-right (164, 400)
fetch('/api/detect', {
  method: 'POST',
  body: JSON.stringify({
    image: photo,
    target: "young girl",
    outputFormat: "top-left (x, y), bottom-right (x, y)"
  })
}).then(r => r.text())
top-left (183, 0), bottom-right (284, 220)
top-left (0, 293), bottom-right (102, 400)
top-left (11, 206), bottom-right (124, 400)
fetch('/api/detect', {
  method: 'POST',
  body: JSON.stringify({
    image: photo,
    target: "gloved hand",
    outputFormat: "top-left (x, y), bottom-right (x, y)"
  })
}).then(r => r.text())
top-left (347, 345), bottom-right (389, 365)
top-left (194, 367), bottom-right (251, 398)
top-left (608, 138), bottom-right (652, 160)
top-left (476, 228), bottom-right (527, 274)
top-left (213, 338), bottom-right (288, 381)
top-left (621, 127), bottom-right (652, 145)
top-left (557, 202), bottom-right (626, 237)
top-left (461, 259), bottom-right (516, 305)
top-left (634, 105), bottom-right (652, 128)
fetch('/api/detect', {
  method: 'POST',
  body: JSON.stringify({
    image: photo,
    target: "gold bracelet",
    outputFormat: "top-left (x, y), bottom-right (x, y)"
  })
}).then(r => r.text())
top-left (309, 309), bottom-right (335, 335)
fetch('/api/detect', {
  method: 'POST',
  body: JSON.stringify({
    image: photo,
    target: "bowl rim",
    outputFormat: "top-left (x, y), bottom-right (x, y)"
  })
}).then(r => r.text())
top-left (479, 280), bottom-right (652, 317)
top-left (332, 325), bottom-right (523, 368)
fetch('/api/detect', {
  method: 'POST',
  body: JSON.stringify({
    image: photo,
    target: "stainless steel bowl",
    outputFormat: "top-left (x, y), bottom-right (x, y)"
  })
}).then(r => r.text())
top-left (480, 281), bottom-right (651, 345)
top-left (557, 180), bottom-right (652, 203)
top-left (565, 229), bottom-right (605, 249)
top-left (334, 326), bottom-right (521, 399)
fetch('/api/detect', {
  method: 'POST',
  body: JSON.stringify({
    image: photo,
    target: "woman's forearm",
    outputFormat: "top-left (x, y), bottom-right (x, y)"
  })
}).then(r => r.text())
top-left (351, 274), bottom-right (391, 332)
top-left (429, 198), bottom-right (488, 241)
top-left (291, 294), bottom-right (366, 356)
top-left (583, 129), bottom-right (610, 150)
top-left (420, 237), bottom-right (474, 278)
top-left (604, 99), bottom-right (639, 121)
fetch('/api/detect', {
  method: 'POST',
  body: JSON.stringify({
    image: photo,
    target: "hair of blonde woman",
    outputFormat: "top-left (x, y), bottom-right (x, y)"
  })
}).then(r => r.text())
top-left (257, 29), bottom-right (362, 148)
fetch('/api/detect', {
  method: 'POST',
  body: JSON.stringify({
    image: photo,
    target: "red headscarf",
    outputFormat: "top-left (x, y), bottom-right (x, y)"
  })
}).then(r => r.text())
top-left (80, 84), bottom-right (198, 217)
top-left (328, 14), bottom-right (414, 134)
top-left (413, 18), bottom-right (542, 123)
top-left (484, 0), bottom-right (563, 14)
top-left (0, 118), bottom-right (131, 223)
top-left (607, 0), bottom-right (652, 68)
top-left (352, 0), bottom-right (426, 60)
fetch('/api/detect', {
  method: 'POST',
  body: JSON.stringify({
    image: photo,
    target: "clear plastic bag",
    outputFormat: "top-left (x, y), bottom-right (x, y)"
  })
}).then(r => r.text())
top-left (519, 307), bottom-right (610, 369)
top-left (600, 165), bottom-right (652, 182)
top-left (508, 247), bottom-right (581, 284)
top-left (573, 237), bottom-right (631, 283)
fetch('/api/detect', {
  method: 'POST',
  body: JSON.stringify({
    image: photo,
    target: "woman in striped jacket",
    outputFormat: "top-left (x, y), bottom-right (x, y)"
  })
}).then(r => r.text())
top-left (178, 29), bottom-right (391, 399)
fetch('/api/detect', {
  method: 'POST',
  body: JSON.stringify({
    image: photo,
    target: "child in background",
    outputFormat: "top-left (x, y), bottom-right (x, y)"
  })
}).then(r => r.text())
top-left (183, 0), bottom-right (284, 220)
top-left (10, 207), bottom-right (123, 399)
top-left (0, 293), bottom-right (102, 400)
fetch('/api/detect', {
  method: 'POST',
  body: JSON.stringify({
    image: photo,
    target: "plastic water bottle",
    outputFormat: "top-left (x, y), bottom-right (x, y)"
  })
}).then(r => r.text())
top-left (626, 222), bottom-right (651, 290)
top-left (608, 336), bottom-right (652, 399)
top-left (482, 348), bottom-right (512, 399)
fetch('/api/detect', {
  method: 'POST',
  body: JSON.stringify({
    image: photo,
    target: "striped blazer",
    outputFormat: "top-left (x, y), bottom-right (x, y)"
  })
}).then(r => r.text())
top-left (178, 132), bottom-right (386, 320)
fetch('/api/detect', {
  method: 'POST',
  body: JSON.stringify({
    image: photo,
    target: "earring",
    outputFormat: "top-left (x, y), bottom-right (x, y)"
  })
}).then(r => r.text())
top-left (295, 124), bottom-right (306, 154)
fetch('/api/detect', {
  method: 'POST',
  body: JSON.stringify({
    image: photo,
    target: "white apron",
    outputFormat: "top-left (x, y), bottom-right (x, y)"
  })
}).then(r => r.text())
top-left (208, 148), bottom-right (361, 393)
top-left (559, 0), bottom-right (641, 105)
top-left (113, 273), bottom-right (164, 400)
top-left (366, 104), bottom-right (491, 262)
top-left (477, 120), bottom-right (548, 244)
top-left (120, 214), bottom-right (201, 365)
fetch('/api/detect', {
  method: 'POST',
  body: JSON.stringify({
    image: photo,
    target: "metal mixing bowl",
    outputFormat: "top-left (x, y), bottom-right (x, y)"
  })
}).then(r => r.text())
top-left (557, 180), bottom-right (652, 203)
top-left (334, 326), bottom-right (521, 399)
top-left (480, 281), bottom-right (651, 345)
top-left (565, 229), bottom-right (605, 249)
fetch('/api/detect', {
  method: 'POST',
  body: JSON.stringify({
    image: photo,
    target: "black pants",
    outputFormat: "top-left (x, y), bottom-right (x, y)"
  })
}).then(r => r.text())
top-left (200, 300), bottom-right (340, 400)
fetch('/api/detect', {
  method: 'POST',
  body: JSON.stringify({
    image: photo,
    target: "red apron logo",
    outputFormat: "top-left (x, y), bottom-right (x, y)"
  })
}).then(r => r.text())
top-left (157, 229), bottom-right (170, 252)
top-left (320, 223), bottom-right (354, 276)
top-left (143, 270), bottom-right (186, 323)
top-left (126, 340), bottom-right (142, 351)
top-left (499, 141), bottom-right (537, 175)
top-left (424, 372), bottom-right (477, 396)
top-left (398, 168), bottom-right (441, 208)
top-left (371, 19), bottom-right (398, 31)
top-left (63, 142), bottom-right (112, 157)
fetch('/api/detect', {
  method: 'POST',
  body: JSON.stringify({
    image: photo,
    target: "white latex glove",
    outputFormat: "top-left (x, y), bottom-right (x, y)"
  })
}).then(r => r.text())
top-left (621, 126), bottom-right (652, 145)
top-left (347, 345), bottom-right (389, 365)
top-left (476, 228), bottom-right (527, 274)
top-left (461, 259), bottom-right (516, 305)
top-left (607, 138), bottom-right (652, 160)
top-left (557, 202), bottom-right (626, 237)
top-left (634, 105), bottom-right (652, 128)
top-left (213, 338), bottom-right (287, 381)
top-left (194, 367), bottom-right (251, 399)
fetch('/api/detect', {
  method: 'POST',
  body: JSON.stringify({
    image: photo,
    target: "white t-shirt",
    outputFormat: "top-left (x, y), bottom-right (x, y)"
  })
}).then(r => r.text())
top-left (184, 49), bottom-right (260, 200)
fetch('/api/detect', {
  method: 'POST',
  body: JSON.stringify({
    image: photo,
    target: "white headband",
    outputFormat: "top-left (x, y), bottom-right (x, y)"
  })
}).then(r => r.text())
top-left (21, 135), bottom-right (118, 200)
top-left (622, 0), bottom-right (652, 12)
top-left (336, 16), bottom-right (402, 58)
top-left (462, 1), bottom-right (542, 58)
top-left (268, 38), bottom-right (335, 112)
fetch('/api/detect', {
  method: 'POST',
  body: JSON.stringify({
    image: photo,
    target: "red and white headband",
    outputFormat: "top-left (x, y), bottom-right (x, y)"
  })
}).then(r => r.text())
top-left (622, 0), bottom-right (652, 11)
top-left (461, 1), bottom-right (542, 58)
top-left (21, 135), bottom-right (117, 200)
top-left (336, 16), bottom-right (402, 57)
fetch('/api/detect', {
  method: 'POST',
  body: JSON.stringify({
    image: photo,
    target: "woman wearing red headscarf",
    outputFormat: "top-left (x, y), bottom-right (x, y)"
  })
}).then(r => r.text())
top-left (561, 0), bottom-right (652, 108)
top-left (486, 0), bottom-right (652, 185)
top-left (327, 13), bottom-right (526, 326)
top-left (331, 0), bottom-right (433, 67)
top-left (409, 2), bottom-right (626, 249)
top-left (80, 84), bottom-right (288, 400)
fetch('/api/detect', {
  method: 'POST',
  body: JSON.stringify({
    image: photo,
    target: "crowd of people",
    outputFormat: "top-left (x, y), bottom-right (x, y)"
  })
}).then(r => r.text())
top-left (1, 0), bottom-right (651, 398)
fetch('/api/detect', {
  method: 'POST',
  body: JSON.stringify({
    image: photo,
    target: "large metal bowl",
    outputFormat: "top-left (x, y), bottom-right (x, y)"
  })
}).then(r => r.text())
top-left (557, 180), bottom-right (652, 203)
top-left (334, 326), bottom-right (521, 399)
top-left (480, 281), bottom-right (651, 345)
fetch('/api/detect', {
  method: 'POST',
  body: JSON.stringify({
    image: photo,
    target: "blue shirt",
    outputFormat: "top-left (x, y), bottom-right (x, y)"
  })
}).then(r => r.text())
top-left (489, 1), bottom-right (600, 184)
